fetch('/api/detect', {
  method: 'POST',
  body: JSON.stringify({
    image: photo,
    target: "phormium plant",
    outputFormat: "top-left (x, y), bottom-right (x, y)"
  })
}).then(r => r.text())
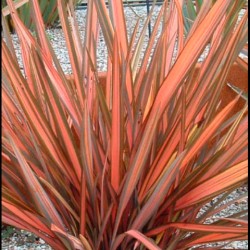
top-left (2, 0), bottom-right (248, 249)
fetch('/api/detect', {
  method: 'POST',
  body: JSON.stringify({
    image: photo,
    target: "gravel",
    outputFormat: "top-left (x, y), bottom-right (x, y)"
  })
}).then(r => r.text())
top-left (3, 4), bottom-right (248, 250)
top-left (2, 229), bottom-right (52, 250)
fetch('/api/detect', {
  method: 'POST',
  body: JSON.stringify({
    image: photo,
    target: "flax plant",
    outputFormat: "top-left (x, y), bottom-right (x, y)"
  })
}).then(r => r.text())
top-left (2, 0), bottom-right (248, 249)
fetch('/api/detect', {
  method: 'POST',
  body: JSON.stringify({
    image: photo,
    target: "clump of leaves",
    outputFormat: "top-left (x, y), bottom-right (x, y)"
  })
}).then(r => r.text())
top-left (1, 225), bottom-right (15, 240)
top-left (2, 0), bottom-right (248, 249)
